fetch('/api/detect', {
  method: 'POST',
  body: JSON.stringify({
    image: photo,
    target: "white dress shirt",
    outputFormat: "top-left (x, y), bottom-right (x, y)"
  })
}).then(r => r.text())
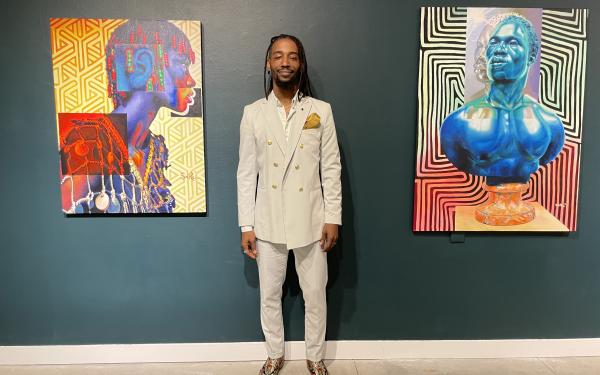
top-left (273, 90), bottom-right (299, 142)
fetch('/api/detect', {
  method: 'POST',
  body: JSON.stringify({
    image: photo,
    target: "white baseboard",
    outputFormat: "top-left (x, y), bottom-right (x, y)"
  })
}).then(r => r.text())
top-left (2, 339), bottom-right (600, 365)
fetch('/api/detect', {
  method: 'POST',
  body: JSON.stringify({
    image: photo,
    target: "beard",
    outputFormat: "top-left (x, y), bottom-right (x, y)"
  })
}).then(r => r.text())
top-left (272, 69), bottom-right (300, 90)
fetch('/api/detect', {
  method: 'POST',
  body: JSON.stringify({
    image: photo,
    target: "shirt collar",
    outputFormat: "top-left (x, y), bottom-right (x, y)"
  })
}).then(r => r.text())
top-left (269, 90), bottom-right (300, 108)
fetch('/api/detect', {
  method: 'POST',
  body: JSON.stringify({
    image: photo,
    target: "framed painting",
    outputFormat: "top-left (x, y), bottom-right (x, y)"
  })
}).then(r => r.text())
top-left (50, 18), bottom-right (205, 214)
top-left (413, 8), bottom-right (588, 231)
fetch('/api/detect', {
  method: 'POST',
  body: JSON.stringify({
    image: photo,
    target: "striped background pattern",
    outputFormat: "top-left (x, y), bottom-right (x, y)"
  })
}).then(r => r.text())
top-left (413, 7), bottom-right (588, 231)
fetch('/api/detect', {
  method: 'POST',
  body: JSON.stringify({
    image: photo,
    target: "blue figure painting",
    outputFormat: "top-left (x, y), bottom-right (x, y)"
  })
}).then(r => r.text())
top-left (440, 14), bottom-right (565, 187)
top-left (52, 19), bottom-right (204, 214)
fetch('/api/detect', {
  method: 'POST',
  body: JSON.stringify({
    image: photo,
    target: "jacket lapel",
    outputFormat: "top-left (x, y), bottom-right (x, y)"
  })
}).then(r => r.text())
top-left (260, 99), bottom-right (286, 155)
top-left (283, 97), bottom-right (312, 171)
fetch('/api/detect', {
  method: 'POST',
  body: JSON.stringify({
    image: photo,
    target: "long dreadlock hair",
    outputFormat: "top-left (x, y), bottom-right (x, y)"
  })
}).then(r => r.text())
top-left (264, 34), bottom-right (314, 99)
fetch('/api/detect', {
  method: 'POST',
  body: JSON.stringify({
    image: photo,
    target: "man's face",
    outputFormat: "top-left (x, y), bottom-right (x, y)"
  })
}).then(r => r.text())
top-left (486, 21), bottom-right (531, 82)
top-left (474, 29), bottom-right (492, 82)
top-left (267, 38), bottom-right (301, 88)
top-left (160, 48), bottom-right (196, 114)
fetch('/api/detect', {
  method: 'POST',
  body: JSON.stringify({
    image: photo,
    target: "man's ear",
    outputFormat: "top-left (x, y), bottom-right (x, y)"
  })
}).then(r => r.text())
top-left (129, 47), bottom-right (155, 90)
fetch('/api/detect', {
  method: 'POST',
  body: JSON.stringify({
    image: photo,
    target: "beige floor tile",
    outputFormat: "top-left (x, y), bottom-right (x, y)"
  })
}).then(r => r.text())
top-left (2, 358), bottom-right (598, 375)
top-left (0, 360), bottom-right (359, 375)
top-left (355, 358), bottom-right (554, 375)
top-left (436, 358), bottom-right (554, 375)
top-left (0, 362), bottom-right (263, 375)
top-left (355, 359), bottom-right (445, 375)
top-left (540, 357), bottom-right (600, 375)
top-left (354, 360), bottom-right (395, 375)
top-left (322, 360), bottom-right (358, 374)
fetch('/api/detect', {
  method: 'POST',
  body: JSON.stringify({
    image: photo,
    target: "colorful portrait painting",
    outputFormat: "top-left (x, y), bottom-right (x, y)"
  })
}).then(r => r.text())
top-left (413, 8), bottom-right (588, 231)
top-left (50, 19), bottom-right (205, 214)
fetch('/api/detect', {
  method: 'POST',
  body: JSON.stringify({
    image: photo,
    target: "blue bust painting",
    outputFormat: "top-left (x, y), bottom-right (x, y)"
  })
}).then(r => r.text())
top-left (440, 15), bottom-right (565, 186)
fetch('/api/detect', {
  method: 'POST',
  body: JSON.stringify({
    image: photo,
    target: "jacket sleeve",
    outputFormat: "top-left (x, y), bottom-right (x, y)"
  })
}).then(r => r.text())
top-left (320, 103), bottom-right (342, 225)
top-left (237, 105), bottom-right (258, 227)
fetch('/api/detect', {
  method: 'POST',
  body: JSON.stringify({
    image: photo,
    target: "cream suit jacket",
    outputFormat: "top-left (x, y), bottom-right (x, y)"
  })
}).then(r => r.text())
top-left (237, 94), bottom-right (342, 249)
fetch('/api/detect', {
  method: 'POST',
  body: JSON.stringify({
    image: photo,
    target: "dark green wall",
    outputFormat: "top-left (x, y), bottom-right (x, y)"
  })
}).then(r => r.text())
top-left (1, 0), bottom-right (599, 345)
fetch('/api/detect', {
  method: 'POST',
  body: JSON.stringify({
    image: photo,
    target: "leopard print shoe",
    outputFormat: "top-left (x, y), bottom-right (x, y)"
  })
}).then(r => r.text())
top-left (306, 359), bottom-right (328, 375)
top-left (258, 356), bottom-right (284, 375)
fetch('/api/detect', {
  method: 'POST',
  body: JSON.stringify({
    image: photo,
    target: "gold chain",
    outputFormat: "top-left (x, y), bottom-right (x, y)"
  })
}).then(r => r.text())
top-left (143, 140), bottom-right (155, 187)
top-left (128, 158), bottom-right (151, 209)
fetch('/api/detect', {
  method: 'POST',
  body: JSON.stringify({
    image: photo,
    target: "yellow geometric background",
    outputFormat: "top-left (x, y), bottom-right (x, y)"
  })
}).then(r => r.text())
top-left (50, 18), bottom-right (205, 213)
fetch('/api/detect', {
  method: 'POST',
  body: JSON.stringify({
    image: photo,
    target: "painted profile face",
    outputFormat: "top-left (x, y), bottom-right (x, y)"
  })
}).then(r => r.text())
top-left (474, 27), bottom-right (493, 83)
top-left (159, 48), bottom-right (196, 114)
top-left (112, 39), bottom-right (196, 114)
top-left (486, 21), bottom-right (531, 82)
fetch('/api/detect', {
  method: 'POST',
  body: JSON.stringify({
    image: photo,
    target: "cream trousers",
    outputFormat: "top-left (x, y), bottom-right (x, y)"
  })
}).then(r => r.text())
top-left (256, 239), bottom-right (328, 362)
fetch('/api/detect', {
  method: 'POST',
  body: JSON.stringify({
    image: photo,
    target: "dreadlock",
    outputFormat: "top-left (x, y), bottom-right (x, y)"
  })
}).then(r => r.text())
top-left (264, 34), bottom-right (314, 99)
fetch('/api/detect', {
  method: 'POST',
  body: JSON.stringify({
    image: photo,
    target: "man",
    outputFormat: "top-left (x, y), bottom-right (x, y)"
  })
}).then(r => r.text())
top-left (237, 34), bottom-right (342, 375)
top-left (440, 15), bottom-right (565, 186)
top-left (60, 20), bottom-right (197, 213)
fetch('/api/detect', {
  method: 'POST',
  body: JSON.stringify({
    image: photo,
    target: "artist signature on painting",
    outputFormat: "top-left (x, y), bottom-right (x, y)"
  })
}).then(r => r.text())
top-left (180, 171), bottom-right (199, 181)
top-left (555, 203), bottom-right (568, 208)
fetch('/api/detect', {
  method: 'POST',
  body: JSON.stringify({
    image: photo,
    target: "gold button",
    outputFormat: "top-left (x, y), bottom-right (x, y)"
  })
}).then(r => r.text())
top-left (273, 162), bottom-right (278, 167)
top-left (267, 140), bottom-right (272, 145)
top-left (299, 187), bottom-right (304, 192)
top-left (295, 164), bottom-right (300, 170)
top-left (272, 184), bottom-right (277, 189)
top-left (299, 143), bottom-right (304, 149)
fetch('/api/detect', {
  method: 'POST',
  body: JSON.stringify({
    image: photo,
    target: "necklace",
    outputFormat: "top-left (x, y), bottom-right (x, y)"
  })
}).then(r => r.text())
top-left (128, 140), bottom-right (154, 210)
top-left (143, 140), bottom-right (155, 187)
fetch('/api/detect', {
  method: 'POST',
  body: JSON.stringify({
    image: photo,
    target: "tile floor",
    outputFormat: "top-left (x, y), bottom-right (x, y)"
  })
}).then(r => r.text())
top-left (1, 357), bottom-right (599, 374)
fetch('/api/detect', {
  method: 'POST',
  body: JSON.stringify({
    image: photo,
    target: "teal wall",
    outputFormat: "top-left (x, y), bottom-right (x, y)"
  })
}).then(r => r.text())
top-left (1, 0), bottom-right (599, 345)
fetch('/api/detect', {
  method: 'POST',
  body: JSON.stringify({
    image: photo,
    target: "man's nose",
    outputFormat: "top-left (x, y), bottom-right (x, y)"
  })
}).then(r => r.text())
top-left (494, 42), bottom-right (508, 54)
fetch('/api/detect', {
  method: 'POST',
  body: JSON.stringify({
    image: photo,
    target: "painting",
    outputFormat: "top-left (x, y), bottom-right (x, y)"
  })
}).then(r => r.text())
top-left (413, 8), bottom-right (588, 231)
top-left (50, 18), bottom-right (205, 214)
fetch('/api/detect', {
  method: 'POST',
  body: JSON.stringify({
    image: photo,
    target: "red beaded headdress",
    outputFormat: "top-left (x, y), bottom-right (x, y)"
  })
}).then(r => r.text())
top-left (105, 20), bottom-right (195, 108)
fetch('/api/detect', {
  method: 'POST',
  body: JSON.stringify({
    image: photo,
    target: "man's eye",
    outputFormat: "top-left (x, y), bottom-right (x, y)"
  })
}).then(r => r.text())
top-left (509, 40), bottom-right (518, 46)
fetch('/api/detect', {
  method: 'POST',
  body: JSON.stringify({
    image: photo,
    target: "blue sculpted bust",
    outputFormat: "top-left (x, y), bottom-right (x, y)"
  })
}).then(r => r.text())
top-left (440, 15), bottom-right (565, 186)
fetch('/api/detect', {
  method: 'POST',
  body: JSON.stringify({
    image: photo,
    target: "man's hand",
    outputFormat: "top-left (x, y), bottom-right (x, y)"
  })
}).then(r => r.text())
top-left (241, 230), bottom-right (258, 259)
top-left (319, 224), bottom-right (339, 252)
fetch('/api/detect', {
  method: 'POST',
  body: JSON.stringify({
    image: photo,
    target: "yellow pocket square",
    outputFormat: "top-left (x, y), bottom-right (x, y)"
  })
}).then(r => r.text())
top-left (303, 113), bottom-right (321, 129)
